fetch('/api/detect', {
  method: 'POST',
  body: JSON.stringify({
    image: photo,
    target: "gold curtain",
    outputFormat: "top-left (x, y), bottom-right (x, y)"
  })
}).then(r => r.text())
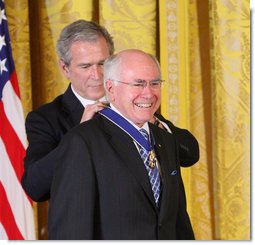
top-left (100, 0), bottom-right (157, 54)
top-left (209, 0), bottom-right (250, 239)
top-left (160, 0), bottom-right (214, 239)
top-left (159, 0), bottom-right (250, 240)
top-left (5, 0), bottom-right (250, 240)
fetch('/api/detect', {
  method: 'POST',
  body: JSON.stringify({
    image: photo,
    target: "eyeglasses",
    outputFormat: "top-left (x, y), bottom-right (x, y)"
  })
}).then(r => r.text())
top-left (111, 79), bottom-right (164, 90)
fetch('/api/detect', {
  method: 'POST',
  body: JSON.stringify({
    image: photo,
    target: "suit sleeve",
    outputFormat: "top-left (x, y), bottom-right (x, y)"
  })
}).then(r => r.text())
top-left (155, 113), bottom-right (199, 167)
top-left (21, 111), bottom-right (62, 201)
top-left (48, 132), bottom-right (97, 239)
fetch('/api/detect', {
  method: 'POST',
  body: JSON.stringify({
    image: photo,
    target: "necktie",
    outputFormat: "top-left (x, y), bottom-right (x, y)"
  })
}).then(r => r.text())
top-left (139, 129), bottom-right (161, 207)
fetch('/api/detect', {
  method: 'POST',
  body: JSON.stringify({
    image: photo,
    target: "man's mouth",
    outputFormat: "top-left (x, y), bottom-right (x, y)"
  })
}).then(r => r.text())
top-left (90, 84), bottom-right (103, 88)
top-left (135, 103), bottom-right (152, 108)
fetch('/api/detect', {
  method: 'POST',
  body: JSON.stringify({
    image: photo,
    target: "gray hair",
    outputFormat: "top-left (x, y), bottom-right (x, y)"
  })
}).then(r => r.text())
top-left (103, 53), bottom-right (122, 84)
top-left (57, 19), bottom-right (114, 66)
top-left (104, 50), bottom-right (162, 84)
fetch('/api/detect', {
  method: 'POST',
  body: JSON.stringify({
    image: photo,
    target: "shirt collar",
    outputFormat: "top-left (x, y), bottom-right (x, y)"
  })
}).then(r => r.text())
top-left (110, 104), bottom-right (150, 135)
top-left (71, 84), bottom-right (106, 107)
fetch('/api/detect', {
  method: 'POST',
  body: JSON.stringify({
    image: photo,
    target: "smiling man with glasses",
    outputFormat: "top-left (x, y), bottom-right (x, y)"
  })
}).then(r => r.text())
top-left (111, 79), bottom-right (164, 90)
top-left (103, 51), bottom-right (163, 126)
top-left (48, 49), bottom-right (194, 240)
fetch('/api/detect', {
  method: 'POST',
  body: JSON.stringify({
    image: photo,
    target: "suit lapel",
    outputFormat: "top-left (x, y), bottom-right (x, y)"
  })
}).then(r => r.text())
top-left (102, 118), bottom-right (157, 208)
top-left (101, 117), bottom-right (178, 212)
top-left (61, 84), bottom-right (84, 129)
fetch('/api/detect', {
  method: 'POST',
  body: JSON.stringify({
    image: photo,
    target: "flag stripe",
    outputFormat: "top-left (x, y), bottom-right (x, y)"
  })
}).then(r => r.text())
top-left (2, 80), bottom-right (27, 148)
top-left (0, 100), bottom-right (25, 182)
top-left (0, 0), bottom-right (35, 239)
top-left (0, 182), bottom-right (24, 240)
top-left (0, 138), bottom-right (35, 240)
top-left (9, 71), bottom-right (20, 97)
top-left (0, 222), bottom-right (9, 239)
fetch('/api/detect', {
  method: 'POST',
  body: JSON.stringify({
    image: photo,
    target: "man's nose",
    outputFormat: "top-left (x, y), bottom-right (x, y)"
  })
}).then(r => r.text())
top-left (141, 83), bottom-right (154, 96)
top-left (90, 65), bottom-right (102, 79)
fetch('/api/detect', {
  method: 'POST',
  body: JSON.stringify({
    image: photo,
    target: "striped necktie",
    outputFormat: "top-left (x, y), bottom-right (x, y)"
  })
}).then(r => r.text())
top-left (139, 128), bottom-right (161, 207)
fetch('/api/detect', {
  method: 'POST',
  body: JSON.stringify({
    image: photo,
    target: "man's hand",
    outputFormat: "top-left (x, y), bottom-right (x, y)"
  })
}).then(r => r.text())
top-left (80, 101), bottom-right (109, 123)
top-left (150, 116), bottom-right (166, 130)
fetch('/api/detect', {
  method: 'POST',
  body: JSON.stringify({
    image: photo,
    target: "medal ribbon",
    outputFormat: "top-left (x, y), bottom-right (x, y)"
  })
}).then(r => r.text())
top-left (99, 107), bottom-right (155, 151)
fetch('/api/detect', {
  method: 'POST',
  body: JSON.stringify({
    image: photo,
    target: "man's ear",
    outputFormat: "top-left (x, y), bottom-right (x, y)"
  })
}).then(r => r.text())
top-left (59, 59), bottom-right (70, 78)
top-left (105, 79), bottom-right (115, 102)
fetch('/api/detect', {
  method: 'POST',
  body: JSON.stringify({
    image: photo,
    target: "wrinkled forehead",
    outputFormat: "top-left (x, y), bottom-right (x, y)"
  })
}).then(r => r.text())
top-left (119, 57), bottom-right (161, 80)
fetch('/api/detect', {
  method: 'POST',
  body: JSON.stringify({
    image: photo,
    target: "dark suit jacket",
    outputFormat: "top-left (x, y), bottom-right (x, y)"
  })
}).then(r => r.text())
top-left (155, 113), bottom-right (199, 166)
top-left (22, 84), bottom-right (83, 201)
top-left (48, 116), bottom-right (195, 240)
top-left (22, 84), bottom-right (199, 202)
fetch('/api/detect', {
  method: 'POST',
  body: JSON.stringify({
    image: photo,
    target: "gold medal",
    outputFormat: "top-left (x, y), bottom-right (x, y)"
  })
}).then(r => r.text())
top-left (148, 150), bottom-right (157, 168)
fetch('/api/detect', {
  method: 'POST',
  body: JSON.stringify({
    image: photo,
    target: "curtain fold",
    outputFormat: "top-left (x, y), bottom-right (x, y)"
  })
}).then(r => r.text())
top-left (209, 0), bottom-right (250, 240)
top-left (6, 0), bottom-right (250, 240)
top-left (5, 0), bottom-right (31, 116)
top-left (100, 0), bottom-right (157, 54)
top-left (159, 0), bottom-right (214, 239)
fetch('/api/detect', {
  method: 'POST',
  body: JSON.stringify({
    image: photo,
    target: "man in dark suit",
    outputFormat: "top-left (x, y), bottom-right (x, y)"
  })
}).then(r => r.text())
top-left (48, 49), bottom-right (194, 239)
top-left (22, 20), bottom-right (199, 203)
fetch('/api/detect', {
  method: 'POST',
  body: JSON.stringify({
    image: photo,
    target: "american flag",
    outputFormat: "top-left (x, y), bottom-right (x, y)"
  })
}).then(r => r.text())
top-left (0, 0), bottom-right (35, 240)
